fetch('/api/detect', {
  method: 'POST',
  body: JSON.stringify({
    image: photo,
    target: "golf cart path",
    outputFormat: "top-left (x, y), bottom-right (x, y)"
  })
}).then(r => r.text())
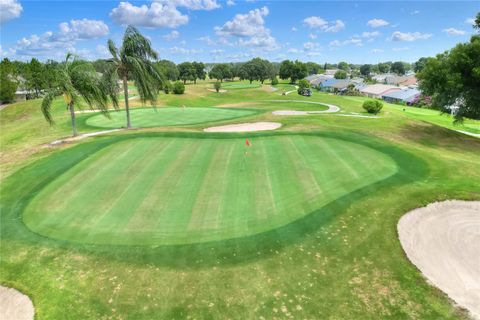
top-left (49, 129), bottom-right (122, 145)
top-left (204, 122), bottom-right (282, 132)
top-left (0, 286), bottom-right (34, 320)
top-left (457, 130), bottom-right (480, 139)
top-left (398, 200), bottom-right (480, 319)
top-left (267, 100), bottom-right (341, 115)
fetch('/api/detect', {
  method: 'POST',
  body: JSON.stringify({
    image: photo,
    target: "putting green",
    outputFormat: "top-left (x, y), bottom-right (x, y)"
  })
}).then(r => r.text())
top-left (85, 107), bottom-right (258, 129)
top-left (222, 83), bottom-right (261, 89)
top-left (23, 135), bottom-right (397, 246)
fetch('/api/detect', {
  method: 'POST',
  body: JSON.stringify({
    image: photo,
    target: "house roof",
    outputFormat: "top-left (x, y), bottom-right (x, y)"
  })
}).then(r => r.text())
top-left (360, 84), bottom-right (401, 95)
top-left (382, 88), bottom-right (420, 102)
top-left (320, 78), bottom-right (341, 87)
top-left (399, 76), bottom-right (417, 86)
top-left (331, 80), bottom-right (351, 89)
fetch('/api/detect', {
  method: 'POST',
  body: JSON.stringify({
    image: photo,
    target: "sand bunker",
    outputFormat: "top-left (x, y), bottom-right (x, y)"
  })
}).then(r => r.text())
top-left (49, 129), bottom-right (122, 146)
top-left (204, 122), bottom-right (282, 132)
top-left (268, 100), bottom-right (340, 115)
top-left (0, 286), bottom-right (34, 320)
top-left (207, 89), bottom-right (228, 93)
top-left (398, 200), bottom-right (480, 319)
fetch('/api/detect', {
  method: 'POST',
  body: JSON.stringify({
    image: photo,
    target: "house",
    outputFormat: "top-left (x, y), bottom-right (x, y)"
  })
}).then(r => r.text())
top-left (360, 84), bottom-right (402, 98)
top-left (382, 88), bottom-right (421, 105)
top-left (14, 90), bottom-right (29, 102)
top-left (305, 74), bottom-right (333, 87)
top-left (324, 69), bottom-right (339, 76)
top-left (398, 76), bottom-right (417, 87)
top-left (319, 78), bottom-right (341, 92)
top-left (331, 80), bottom-right (352, 92)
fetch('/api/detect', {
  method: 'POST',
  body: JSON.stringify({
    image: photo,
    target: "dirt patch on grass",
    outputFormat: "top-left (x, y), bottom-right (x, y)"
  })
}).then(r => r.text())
top-left (203, 122), bottom-right (282, 132)
top-left (0, 286), bottom-right (34, 320)
top-left (398, 200), bottom-right (480, 319)
top-left (207, 89), bottom-right (227, 93)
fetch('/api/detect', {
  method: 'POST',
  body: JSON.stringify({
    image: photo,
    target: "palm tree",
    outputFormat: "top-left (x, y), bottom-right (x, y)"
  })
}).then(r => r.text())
top-left (41, 54), bottom-right (115, 137)
top-left (105, 25), bottom-right (162, 128)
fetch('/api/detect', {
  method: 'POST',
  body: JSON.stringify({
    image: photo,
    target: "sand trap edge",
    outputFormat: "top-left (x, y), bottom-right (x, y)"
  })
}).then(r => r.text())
top-left (0, 286), bottom-right (34, 320)
top-left (203, 122), bottom-right (282, 132)
top-left (397, 200), bottom-right (480, 319)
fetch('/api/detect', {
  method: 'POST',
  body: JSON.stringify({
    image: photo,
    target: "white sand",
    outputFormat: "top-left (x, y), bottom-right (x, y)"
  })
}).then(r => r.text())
top-left (50, 129), bottom-right (122, 145)
top-left (203, 122), bottom-right (282, 132)
top-left (398, 200), bottom-right (480, 319)
top-left (0, 286), bottom-right (34, 320)
top-left (207, 89), bottom-right (227, 93)
top-left (457, 130), bottom-right (480, 139)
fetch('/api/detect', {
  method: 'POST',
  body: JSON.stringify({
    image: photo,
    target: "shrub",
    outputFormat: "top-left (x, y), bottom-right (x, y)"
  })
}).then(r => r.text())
top-left (362, 100), bottom-right (383, 114)
top-left (297, 79), bottom-right (310, 94)
top-left (214, 81), bottom-right (221, 92)
top-left (334, 70), bottom-right (348, 79)
top-left (172, 81), bottom-right (185, 94)
top-left (163, 81), bottom-right (173, 94)
top-left (271, 77), bottom-right (279, 86)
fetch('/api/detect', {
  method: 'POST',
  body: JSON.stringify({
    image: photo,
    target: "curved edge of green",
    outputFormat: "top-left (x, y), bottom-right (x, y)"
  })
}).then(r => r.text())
top-left (80, 106), bottom-right (265, 130)
top-left (0, 131), bottom-right (429, 268)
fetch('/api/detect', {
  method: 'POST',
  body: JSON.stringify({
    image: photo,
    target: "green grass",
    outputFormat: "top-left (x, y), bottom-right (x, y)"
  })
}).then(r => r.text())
top-left (222, 82), bottom-right (261, 89)
top-left (22, 134), bottom-right (396, 245)
top-left (84, 107), bottom-right (260, 129)
top-left (1, 81), bottom-right (479, 319)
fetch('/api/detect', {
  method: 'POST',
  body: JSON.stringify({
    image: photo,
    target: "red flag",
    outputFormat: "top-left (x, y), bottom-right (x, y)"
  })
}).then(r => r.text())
top-left (245, 138), bottom-right (251, 147)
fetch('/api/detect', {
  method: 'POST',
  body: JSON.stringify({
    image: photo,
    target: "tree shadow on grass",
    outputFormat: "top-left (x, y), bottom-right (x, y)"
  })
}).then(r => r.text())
top-left (0, 131), bottom-right (429, 269)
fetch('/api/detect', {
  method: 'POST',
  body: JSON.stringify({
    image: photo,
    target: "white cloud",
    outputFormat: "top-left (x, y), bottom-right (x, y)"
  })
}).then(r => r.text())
top-left (0, 0), bottom-right (22, 24)
top-left (390, 31), bottom-right (432, 41)
top-left (309, 33), bottom-right (317, 39)
top-left (155, 0), bottom-right (220, 10)
top-left (110, 2), bottom-right (188, 28)
top-left (58, 19), bottom-right (109, 40)
top-left (465, 18), bottom-right (475, 25)
top-left (303, 16), bottom-right (327, 28)
top-left (210, 49), bottom-right (224, 54)
top-left (291, 27), bottom-right (297, 32)
top-left (95, 44), bottom-right (110, 58)
top-left (410, 10), bottom-right (420, 15)
top-left (329, 40), bottom-right (341, 47)
top-left (371, 48), bottom-right (384, 54)
top-left (329, 37), bottom-right (362, 47)
top-left (303, 16), bottom-right (345, 33)
top-left (226, 0), bottom-right (235, 6)
top-left (323, 20), bottom-right (345, 33)
top-left (367, 18), bottom-right (389, 28)
top-left (215, 6), bottom-right (268, 37)
top-left (362, 31), bottom-right (380, 38)
top-left (393, 47), bottom-right (409, 52)
top-left (287, 48), bottom-right (300, 53)
top-left (303, 42), bottom-right (319, 50)
top-left (215, 7), bottom-right (278, 50)
top-left (443, 27), bottom-right (466, 36)
top-left (163, 30), bottom-right (180, 41)
top-left (12, 19), bottom-right (109, 59)
top-left (169, 46), bottom-right (202, 54)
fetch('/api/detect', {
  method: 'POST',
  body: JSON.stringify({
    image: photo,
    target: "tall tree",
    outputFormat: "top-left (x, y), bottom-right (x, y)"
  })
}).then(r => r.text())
top-left (337, 61), bottom-right (349, 71)
top-left (279, 60), bottom-right (307, 83)
top-left (413, 57), bottom-right (428, 73)
top-left (418, 35), bottom-right (480, 121)
top-left (0, 58), bottom-right (17, 103)
top-left (209, 63), bottom-right (231, 82)
top-left (377, 62), bottom-right (390, 73)
top-left (360, 64), bottom-right (371, 76)
top-left (192, 62), bottom-right (206, 84)
top-left (390, 61), bottom-right (406, 75)
top-left (178, 62), bottom-right (196, 84)
top-left (334, 70), bottom-right (348, 79)
top-left (26, 58), bottom-right (46, 97)
top-left (105, 25), bottom-right (161, 128)
top-left (156, 60), bottom-right (179, 81)
top-left (41, 54), bottom-right (113, 137)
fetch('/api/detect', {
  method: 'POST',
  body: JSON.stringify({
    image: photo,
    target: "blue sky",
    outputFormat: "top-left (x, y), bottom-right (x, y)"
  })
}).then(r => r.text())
top-left (0, 0), bottom-right (478, 63)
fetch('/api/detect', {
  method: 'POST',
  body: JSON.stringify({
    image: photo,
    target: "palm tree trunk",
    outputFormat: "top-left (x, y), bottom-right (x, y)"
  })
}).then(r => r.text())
top-left (122, 76), bottom-right (131, 128)
top-left (69, 102), bottom-right (77, 137)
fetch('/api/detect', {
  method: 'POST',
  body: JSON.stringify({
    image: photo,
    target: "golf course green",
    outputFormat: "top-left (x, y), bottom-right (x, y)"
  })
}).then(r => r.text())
top-left (221, 82), bottom-right (261, 89)
top-left (23, 134), bottom-right (397, 245)
top-left (85, 107), bottom-right (259, 129)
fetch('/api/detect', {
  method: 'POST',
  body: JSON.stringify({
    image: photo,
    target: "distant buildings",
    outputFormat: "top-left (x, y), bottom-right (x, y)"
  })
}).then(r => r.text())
top-left (360, 84), bottom-right (402, 99)
top-left (381, 88), bottom-right (421, 105)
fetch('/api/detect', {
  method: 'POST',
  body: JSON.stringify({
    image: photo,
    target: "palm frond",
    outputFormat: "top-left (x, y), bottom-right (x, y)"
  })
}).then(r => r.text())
top-left (41, 90), bottom-right (59, 125)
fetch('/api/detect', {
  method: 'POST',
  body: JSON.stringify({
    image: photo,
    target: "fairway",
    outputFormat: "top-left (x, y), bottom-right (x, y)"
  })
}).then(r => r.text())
top-left (23, 134), bottom-right (397, 246)
top-left (85, 107), bottom-right (259, 129)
